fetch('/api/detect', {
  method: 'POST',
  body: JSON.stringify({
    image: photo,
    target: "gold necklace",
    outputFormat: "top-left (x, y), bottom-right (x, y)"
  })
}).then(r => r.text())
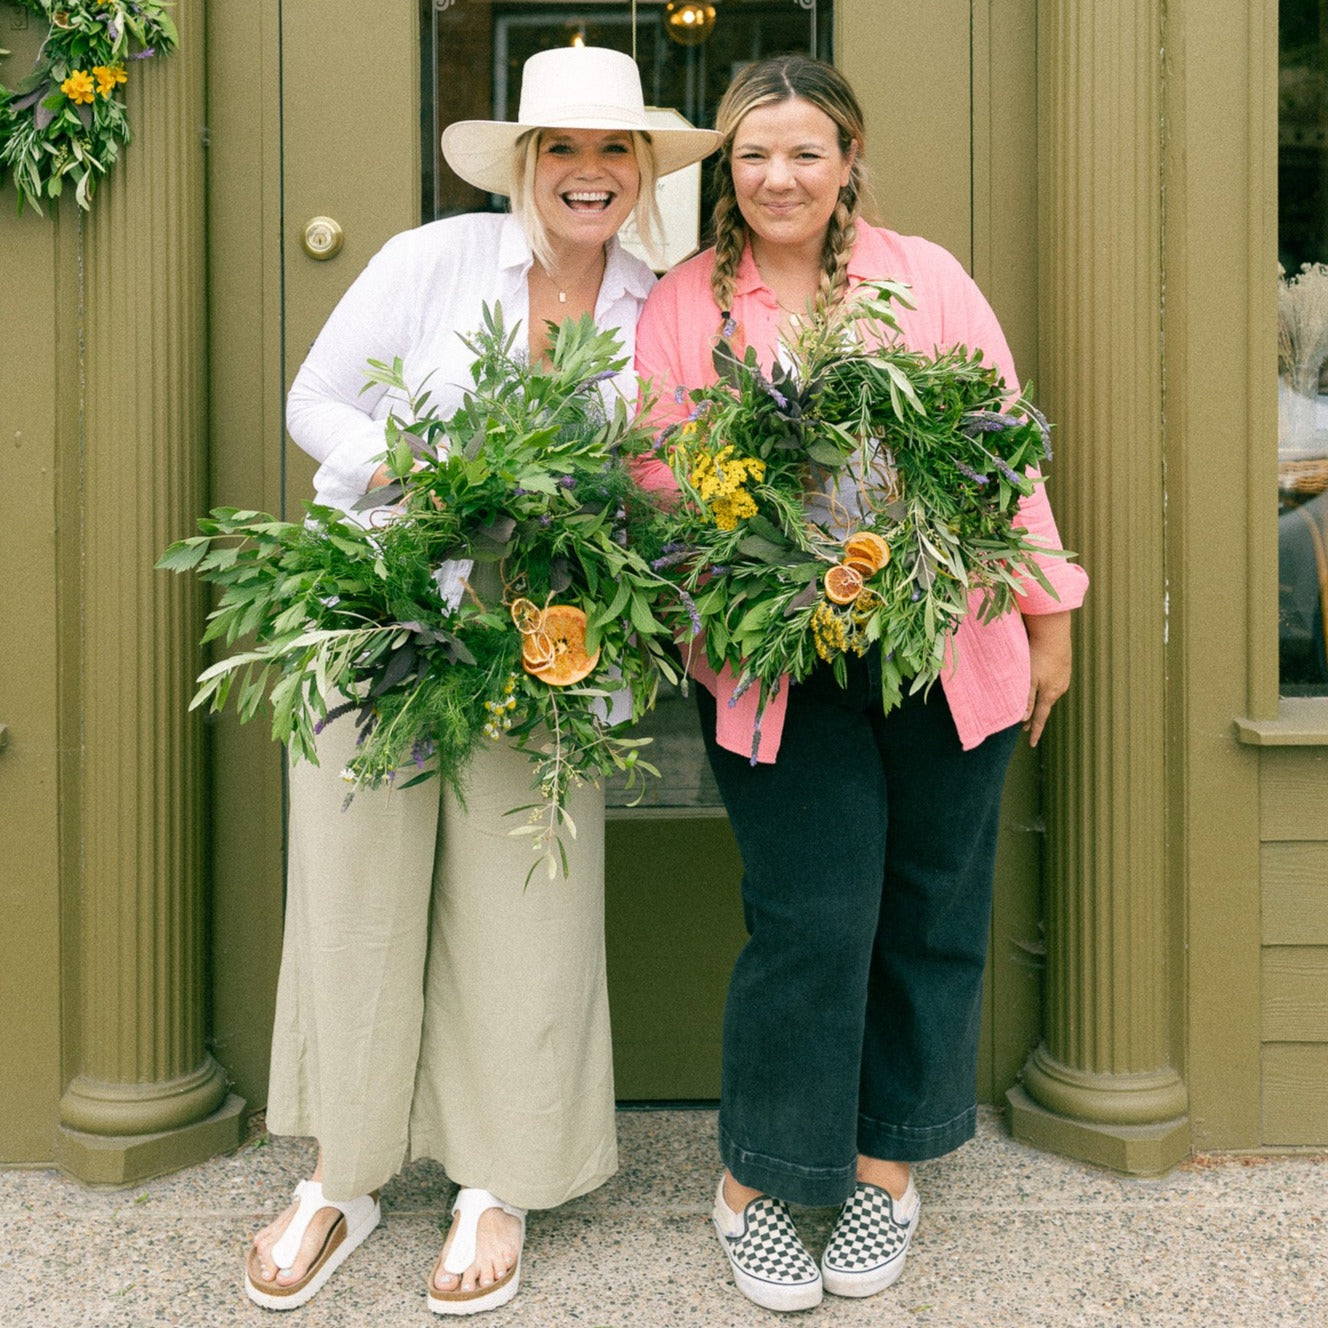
top-left (753, 259), bottom-right (816, 317)
top-left (538, 253), bottom-right (606, 304)
top-left (772, 290), bottom-right (818, 324)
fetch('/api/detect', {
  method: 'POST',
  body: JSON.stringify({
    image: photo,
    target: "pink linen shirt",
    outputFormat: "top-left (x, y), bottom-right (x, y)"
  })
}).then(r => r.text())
top-left (633, 223), bottom-right (1089, 760)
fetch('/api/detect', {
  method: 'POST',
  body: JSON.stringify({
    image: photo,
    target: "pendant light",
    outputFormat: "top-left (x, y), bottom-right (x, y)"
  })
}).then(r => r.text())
top-left (664, 2), bottom-right (717, 47)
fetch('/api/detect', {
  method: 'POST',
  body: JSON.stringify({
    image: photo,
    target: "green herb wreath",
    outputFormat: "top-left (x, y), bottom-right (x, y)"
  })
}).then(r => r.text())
top-left (636, 281), bottom-right (1070, 755)
top-left (0, 1), bottom-right (177, 212)
top-left (159, 310), bottom-right (680, 882)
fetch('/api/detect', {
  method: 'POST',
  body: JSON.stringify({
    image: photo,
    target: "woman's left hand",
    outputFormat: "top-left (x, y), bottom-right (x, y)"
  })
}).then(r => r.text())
top-left (1022, 611), bottom-right (1073, 747)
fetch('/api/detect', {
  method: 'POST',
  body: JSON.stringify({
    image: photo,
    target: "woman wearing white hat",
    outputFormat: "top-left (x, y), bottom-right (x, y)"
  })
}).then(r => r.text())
top-left (243, 46), bottom-right (719, 1316)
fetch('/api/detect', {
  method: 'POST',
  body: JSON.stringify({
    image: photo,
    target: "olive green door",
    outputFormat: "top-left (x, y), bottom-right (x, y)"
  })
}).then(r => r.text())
top-left (206, 0), bottom-right (1043, 1112)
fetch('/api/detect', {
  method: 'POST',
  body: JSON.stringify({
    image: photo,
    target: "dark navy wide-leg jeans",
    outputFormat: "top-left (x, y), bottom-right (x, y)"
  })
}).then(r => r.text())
top-left (697, 655), bottom-right (1020, 1207)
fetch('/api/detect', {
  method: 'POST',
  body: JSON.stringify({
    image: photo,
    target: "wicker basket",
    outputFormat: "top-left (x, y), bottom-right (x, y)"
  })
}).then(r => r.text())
top-left (1278, 456), bottom-right (1328, 496)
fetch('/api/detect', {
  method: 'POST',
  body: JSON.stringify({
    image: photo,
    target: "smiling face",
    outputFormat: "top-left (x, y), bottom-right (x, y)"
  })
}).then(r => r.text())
top-left (728, 97), bottom-right (855, 260)
top-left (532, 129), bottom-right (641, 260)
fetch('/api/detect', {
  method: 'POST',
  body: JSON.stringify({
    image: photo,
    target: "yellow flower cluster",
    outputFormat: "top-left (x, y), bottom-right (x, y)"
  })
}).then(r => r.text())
top-left (688, 444), bottom-right (766, 532)
top-left (94, 64), bottom-right (128, 97)
top-left (60, 64), bottom-right (126, 106)
top-left (811, 601), bottom-right (848, 661)
top-left (61, 70), bottom-right (95, 104)
top-left (811, 589), bottom-right (882, 663)
top-left (482, 674), bottom-right (519, 740)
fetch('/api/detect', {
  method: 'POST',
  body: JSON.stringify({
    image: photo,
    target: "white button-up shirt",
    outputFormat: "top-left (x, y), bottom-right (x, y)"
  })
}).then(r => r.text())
top-left (287, 212), bottom-right (656, 520)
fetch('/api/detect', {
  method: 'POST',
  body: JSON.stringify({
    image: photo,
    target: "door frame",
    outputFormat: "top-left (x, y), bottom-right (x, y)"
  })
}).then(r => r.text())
top-left (204, 0), bottom-right (1049, 1110)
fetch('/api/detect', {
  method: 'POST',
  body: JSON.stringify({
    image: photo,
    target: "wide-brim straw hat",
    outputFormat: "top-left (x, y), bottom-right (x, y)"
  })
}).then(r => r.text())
top-left (441, 46), bottom-right (722, 196)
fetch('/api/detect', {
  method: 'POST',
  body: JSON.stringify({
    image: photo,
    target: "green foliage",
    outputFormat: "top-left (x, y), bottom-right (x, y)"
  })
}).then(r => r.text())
top-left (641, 281), bottom-right (1072, 756)
top-left (0, 1), bottom-right (178, 213)
top-left (160, 310), bottom-right (678, 882)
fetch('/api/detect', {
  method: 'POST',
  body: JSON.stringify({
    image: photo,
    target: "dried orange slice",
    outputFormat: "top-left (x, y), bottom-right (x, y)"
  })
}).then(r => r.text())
top-left (843, 531), bottom-right (890, 575)
top-left (509, 597), bottom-right (544, 634)
top-left (520, 604), bottom-right (601, 686)
top-left (824, 562), bottom-right (864, 605)
top-left (520, 628), bottom-right (556, 672)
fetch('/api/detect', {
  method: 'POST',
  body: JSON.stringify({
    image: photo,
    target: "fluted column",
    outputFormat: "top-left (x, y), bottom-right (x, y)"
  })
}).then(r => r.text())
top-left (1006, 0), bottom-right (1189, 1174)
top-left (56, 1), bottom-right (243, 1184)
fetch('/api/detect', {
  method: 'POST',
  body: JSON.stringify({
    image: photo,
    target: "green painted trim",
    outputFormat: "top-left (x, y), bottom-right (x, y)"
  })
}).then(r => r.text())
top-left (1234, 699), bottom-right (1328, 746)
top-left (0, 199), bottom-right (72, 1165)
top-left (839, 1), bottom-right (972, 259)
top-left (1006, 1086), bottom-right (1190, 1177)
top-left (56, 1094), bottom-right (245, 1189)
top-left (606, 805), bottom-right (728, 823)
top-left (203, 0), bottom-right (288, 1118)
top-left (1166, 0), bottom-right (1285, 1150)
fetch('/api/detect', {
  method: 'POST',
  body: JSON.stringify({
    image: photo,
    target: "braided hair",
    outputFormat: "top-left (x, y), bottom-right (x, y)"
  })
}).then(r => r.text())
top-left (709, 56), bottom-right (869, 326)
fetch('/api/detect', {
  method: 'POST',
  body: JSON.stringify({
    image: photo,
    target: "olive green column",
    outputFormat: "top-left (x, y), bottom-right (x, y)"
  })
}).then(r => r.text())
top-left (1006, 0), bottom-right (1189, 1175)
top-left (55, 1), bottom-right (244, 1185)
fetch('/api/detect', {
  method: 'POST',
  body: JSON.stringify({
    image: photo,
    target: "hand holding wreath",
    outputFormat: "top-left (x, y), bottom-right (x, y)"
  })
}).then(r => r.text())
top-left (159, 310), bottom-right (680, 883)
top-left (634, 281), bottom-right (1074, 757)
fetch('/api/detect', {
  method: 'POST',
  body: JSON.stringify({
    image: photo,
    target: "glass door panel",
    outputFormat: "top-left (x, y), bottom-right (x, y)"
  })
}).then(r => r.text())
top-left (420, 0), bottom-right (832, 1096)
top-left (1279, 2), bottom-right (1328, 695)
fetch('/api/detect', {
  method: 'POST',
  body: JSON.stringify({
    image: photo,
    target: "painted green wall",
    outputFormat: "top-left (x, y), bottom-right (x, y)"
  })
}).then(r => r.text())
top-left (6, 0), bottom-right (1324, 1169)
top-left (0, 210), bottom-right (70, 1163)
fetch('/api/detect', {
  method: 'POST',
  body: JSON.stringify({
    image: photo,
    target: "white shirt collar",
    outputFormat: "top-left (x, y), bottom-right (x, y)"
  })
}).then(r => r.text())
top-left (496, 211), bottom-right (653, 304)
top-left (497, 211), bottom-right (535, 275)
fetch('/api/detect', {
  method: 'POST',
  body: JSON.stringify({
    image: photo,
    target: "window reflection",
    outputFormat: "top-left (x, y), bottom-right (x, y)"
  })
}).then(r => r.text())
top-left (421, 1), bottom-right (831, 804)
top-left (1279, 2), bottom-right (1328, 694)
top-left (423, 1), bottom-right (832, 227)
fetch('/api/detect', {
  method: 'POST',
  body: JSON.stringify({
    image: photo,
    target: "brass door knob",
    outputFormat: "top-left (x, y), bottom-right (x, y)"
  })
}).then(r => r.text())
top-left (301, 216), bottom-right (344, 260)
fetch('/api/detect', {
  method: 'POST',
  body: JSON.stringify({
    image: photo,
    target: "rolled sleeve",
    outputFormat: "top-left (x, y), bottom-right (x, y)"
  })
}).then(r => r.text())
top-left (285, 232), bottom-right (428, 509)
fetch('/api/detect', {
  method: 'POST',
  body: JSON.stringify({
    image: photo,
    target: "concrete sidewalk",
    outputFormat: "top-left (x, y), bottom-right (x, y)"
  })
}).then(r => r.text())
top-left (1, 1107), bottom-right (1324, 1328)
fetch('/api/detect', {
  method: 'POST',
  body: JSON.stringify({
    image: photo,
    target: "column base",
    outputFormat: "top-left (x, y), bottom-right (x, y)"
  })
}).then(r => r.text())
top-left (60, 1054), bottom-right (230, 1137)
top-left (56, 1092), bottom-right (246, 1187)
top-left (1006, 1084), bottom-right (1190, 1176)
top-left (1020, 1042), bottom-right (1188, 1124)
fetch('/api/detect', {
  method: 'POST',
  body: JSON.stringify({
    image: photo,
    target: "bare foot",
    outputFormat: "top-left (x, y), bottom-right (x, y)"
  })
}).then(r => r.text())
top-left (722, 1162), bottom-right (912, 1213)
top-left (722, 1170), bottom-right (764, 1213)
top-left (248, 1158), bottom-right (341, 1288)
top-left (432, 1202), bottom-right (523, 1296)
top-left (856, 1156), bottom-right (911, 1202)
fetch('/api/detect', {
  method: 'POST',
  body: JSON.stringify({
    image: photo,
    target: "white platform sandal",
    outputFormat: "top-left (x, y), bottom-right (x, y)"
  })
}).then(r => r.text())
top-left (427, 1187), bottom-right (528, 1317)
top-left (244, 1178), bottom-right (381, 1311)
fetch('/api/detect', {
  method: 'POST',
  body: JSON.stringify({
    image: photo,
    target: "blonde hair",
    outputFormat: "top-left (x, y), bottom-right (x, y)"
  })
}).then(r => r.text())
top-left (509, 128), bottom-right (662, 272)
top-left (709, 57), bottom-right (869, 321)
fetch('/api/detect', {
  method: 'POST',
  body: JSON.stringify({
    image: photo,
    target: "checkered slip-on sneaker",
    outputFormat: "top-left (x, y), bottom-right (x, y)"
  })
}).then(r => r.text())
top-left (711, 1176), bottom-right (823, 1312)
top-left (820, 1178), bottom-right (919, 1298)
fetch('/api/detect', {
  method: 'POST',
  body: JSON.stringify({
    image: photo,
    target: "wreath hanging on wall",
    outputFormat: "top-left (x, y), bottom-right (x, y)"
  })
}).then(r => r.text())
top-left (0, 1), bottom-right (177, 213)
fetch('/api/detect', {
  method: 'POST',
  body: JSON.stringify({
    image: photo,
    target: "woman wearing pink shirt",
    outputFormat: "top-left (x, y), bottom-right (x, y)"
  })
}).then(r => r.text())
top-left (634, 57), bottom-right (1088, 1313)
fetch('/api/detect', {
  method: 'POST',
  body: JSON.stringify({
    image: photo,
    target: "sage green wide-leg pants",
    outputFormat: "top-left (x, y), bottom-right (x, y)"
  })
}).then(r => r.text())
top-left (265, 716), bottom-right (616, 1208)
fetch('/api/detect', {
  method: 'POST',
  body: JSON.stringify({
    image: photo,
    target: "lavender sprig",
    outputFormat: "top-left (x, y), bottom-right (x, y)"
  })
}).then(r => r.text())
top-left (678, 589), bottom-right (702, 638)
